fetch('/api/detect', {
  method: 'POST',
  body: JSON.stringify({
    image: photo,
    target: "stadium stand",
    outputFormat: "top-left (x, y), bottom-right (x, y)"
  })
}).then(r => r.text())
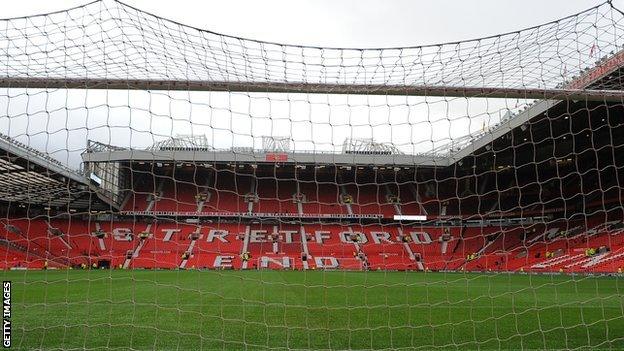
top-left (2, 129), bottom-right (624, 273)
top-left (5, 1), bottom-right (624, 349)
top-left (0, 3), bottom-right (623, 276)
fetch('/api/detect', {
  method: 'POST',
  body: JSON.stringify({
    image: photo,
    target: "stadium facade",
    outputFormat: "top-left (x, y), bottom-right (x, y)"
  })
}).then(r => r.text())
top-left (0, 1), bottom-right (623, 276)
top-left (2, 49), bottom-right (624, 273)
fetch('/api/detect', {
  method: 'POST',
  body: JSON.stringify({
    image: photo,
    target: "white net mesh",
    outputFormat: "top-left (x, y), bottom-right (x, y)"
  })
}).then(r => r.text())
top-left (2, 0), bottom-right (624, 89)
top-left (0, 1), bottom-right (623, 350)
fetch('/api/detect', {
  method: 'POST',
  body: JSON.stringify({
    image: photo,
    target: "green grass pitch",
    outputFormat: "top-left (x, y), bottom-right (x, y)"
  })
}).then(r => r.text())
top-left (3, 269), bottom-right (624, 350)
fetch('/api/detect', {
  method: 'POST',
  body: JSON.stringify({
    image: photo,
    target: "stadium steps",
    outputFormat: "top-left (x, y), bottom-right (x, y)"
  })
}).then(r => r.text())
top-left (300, 226), bottom-right (310, 269)
top-left (531, 253), bottom-right (585, 269)
top-left (396, 227), bottom-right (416, 260)
top-left (240, 225), bottom-right (251, 269)
top-left (179, 234), bottom-right (199, 269)
top-left (123, 224), bottom-right (152, 269)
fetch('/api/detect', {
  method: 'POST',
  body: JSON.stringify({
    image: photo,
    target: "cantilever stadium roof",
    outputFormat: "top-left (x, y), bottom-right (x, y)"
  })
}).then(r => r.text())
top-left (81, 48), bottom-right (624, 168)
top-left (0, 134), bottom-right (110, 209)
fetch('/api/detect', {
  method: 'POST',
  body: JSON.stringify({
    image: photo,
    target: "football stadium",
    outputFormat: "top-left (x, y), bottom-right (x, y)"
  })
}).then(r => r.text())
top-left (1, 0), bottom-right (624, 350)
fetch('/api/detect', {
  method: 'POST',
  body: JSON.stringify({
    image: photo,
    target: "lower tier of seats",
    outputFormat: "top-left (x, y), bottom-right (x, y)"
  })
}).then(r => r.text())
top-left (1, 216), bottom-right (624, 273)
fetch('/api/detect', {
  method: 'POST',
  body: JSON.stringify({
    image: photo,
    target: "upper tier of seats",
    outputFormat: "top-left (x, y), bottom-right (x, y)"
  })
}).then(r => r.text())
top-left (122, 168), bottom-right (424, 218)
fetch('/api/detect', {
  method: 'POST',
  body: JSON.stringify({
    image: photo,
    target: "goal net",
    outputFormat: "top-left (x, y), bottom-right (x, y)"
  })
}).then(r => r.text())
top-left (0, 0), bottom-right (623, 349)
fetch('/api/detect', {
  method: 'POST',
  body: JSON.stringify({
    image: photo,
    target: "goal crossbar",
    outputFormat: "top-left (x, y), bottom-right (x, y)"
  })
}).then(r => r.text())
top-left (1, 77), bottom-right (623, 101)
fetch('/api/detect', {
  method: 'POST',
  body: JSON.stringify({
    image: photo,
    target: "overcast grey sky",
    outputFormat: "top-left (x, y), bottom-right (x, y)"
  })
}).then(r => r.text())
top-left (0, 0), bottom-right (621, 168)
top-left (0, 0), bottom-right (614, 48)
